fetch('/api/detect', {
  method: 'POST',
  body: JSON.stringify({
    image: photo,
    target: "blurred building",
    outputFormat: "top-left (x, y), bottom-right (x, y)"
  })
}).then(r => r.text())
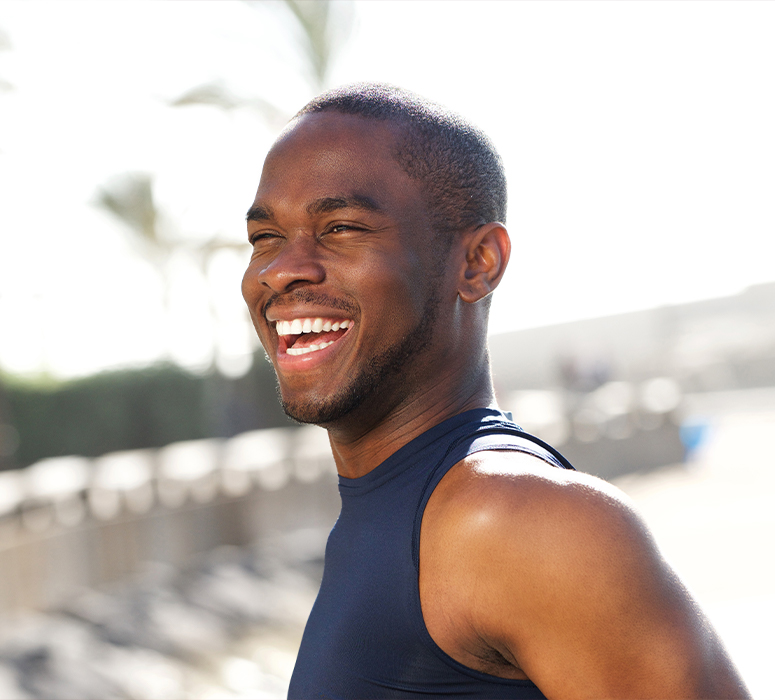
top-left (490, 281), bottom-right (775, 478)
top-left (491, 281), bottom-right (775, 392)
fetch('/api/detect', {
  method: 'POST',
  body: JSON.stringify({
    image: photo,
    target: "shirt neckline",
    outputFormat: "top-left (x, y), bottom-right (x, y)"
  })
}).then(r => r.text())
top-left (337, 408), bottom-right (507, 496)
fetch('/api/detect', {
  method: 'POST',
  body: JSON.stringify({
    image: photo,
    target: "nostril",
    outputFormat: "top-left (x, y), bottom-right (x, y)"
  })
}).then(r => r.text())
top-left (256, 246), bottom-right (326, 292)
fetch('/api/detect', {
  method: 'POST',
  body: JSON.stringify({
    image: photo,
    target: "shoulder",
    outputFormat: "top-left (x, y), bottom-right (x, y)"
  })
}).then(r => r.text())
top-left (421, 450), bottom-right (748, 697)
top-left (426, 449), bottom-right (646, 553)
top-left (424, 450), bottom-right (668, 625)
top-left (425, 449), bottom-right (673, 616)
top-left (422, 447), bottom-right (661, 612)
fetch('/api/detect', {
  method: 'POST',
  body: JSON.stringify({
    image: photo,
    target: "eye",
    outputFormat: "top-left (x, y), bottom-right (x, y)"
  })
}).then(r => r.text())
top-left (249, 231), bottom-right (281, 245)
top-left (325, 223), bottom-right (367, 236)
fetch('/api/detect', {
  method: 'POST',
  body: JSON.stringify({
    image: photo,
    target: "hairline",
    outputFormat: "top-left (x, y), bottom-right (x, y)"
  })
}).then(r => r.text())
top-left (290, 109), bottom-right (432, 199)
top-left (291, 105), bottom-right (497, 238)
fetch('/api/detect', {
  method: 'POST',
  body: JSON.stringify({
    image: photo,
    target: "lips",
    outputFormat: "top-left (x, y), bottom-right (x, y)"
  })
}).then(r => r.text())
top-left (275, 317), bottom-right (352, 356)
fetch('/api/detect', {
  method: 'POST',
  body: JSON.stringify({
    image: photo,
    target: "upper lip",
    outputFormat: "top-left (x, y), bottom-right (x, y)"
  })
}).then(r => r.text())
top-left (265, 307), bottom-right (353, 324)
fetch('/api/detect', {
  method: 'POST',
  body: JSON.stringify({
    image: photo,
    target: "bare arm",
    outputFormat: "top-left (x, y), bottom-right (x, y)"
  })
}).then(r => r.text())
top-left (420, 452), bottom-right (750, 699)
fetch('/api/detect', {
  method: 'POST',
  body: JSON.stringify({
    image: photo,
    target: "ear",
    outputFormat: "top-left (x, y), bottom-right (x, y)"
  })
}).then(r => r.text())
top-left (457, 222), bottom-right (511, 303)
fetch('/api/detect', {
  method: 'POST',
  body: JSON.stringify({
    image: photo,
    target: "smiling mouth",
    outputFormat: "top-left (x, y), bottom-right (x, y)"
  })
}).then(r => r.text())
top-left (276, 317), bottom-right (352, 356)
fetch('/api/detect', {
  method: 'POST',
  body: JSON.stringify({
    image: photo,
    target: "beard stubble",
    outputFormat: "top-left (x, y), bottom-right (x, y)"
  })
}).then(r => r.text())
top-left (278, 288), bottom-right (441, 426)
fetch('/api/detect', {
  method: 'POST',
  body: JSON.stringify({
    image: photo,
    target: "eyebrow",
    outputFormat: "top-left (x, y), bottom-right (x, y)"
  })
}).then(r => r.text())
top-left (245, 204), bottom-right (274, 222)
top-left (245, 195), bottom-right (382, 223)
top-left (306, 195), bottom-right (382, 217)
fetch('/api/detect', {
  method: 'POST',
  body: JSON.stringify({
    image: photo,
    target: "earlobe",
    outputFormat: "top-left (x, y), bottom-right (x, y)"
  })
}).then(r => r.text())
top-left (458, 223), bottom-right (511, 304)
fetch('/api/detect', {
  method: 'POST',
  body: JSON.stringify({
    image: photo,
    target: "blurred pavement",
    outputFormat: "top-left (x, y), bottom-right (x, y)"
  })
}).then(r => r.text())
top-left (613, 403), bottom-right (775, 699)
top-left (0, 399), bottom-right (772, 698)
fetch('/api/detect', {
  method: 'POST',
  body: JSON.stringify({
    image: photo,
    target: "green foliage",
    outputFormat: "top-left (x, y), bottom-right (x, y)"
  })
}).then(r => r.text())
top-left (281, 0), bottom-right (338, 89)
top-left (171, 1), bottom-right (353, 116)
top-left (95, 172), bottom-right (165, 255)
top-left (2, 357), bottom-right (293, 469)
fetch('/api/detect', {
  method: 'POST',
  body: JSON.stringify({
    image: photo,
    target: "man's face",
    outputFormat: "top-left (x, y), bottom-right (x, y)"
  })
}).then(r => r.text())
top-left (242, 112), bottom-right (452, 426)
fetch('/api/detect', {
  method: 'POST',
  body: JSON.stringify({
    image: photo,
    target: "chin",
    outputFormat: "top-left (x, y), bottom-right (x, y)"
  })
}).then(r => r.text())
top-left (280, 289), bottom-right (442, 427)
top-left (280, 347), bottom-right (414, 426)
top-left (281, 384), bottom-right (368, 425)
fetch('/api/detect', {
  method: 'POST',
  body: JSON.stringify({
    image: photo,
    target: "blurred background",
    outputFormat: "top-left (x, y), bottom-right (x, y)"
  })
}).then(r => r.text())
top-left (0, 1), bottom-right (774, 697)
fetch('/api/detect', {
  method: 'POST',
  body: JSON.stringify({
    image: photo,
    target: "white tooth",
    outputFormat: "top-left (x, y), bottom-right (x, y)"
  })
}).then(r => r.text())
top-left (302, 318), bottom-right (312, 333)
top-left (281, 321), bottom-right (292, 336)
top-left (332, 322), bottom-right (340, 331)
top-left (340, 320), bottom-right (350, 329)
top-left (312, 318), bottom-right (324, 333)
top-left (286, 339), bottom-right (337, 357)
top-left (290, 319), bottom-right (303, 334)
top-left (322, 320), bottom-right (332, 332)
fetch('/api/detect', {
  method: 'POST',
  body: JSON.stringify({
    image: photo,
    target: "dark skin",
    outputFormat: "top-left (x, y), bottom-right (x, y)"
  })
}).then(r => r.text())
top-left (242, 112), bottom-right (749, 699)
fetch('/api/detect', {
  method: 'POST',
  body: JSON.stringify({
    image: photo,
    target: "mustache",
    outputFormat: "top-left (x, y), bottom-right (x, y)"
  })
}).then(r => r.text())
top-left (264, 289), bottom-right (358, 317)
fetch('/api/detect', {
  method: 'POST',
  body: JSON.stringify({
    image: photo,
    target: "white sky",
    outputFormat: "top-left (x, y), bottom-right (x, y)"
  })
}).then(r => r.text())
top-left (1, 1), bottom-right (774, 378)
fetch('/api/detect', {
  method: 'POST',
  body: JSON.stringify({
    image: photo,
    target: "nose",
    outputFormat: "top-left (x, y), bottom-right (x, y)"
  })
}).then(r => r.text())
top-left (245, 235), bottom-right (326, 297)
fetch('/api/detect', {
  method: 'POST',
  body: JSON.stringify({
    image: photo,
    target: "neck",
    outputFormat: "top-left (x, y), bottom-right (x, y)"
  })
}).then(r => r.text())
top-left (324, 360), bottom-right (497, 479)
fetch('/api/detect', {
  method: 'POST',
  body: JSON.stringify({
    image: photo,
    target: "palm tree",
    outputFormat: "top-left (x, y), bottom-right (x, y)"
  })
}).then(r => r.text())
top-left (96, 172), bottom-right (171, 296)
top-left (170, 0), bottom-right (353, 118)
top-left (268, 0), bottom-right (348, 92)
top-left (95, 173), bottom-right (177, 362)
top-left (98, 1), bottom-right (354, 371)
top-left (95, 172), bottom-right (248, 367)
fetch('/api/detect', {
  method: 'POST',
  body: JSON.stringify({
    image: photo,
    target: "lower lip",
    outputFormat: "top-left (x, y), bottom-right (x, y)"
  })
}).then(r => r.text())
top-left (275, 327), bottom-right (352, 371)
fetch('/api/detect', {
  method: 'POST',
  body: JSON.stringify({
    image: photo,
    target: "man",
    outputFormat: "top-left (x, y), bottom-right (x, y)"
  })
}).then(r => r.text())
top-left (242, 83), bottom-right (748, 699)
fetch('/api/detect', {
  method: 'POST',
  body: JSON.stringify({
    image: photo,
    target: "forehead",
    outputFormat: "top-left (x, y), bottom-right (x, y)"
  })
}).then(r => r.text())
top-left (255, 112), bottom-right (416, 208)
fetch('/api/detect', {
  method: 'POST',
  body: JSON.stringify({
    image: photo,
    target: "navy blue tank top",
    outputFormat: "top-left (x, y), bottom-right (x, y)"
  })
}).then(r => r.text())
top-left (288, 408), bottom-right (574, 699)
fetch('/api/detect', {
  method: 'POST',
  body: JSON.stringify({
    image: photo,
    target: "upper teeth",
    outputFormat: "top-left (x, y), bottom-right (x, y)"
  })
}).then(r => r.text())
top-left (275, 318), bottom-right (351, 337)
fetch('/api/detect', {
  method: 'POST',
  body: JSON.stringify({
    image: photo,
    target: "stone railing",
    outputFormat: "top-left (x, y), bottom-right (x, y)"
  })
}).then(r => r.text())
top-left (0, 425), bottom-right (340, 615)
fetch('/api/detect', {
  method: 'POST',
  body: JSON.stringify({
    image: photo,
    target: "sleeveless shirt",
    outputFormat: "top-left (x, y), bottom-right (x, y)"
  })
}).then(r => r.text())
top-left (288, 408), bottom-right (575, 699)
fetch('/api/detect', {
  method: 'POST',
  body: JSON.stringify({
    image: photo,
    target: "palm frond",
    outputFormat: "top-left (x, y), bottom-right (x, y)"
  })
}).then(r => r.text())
top-left (282, 0), bottom-right (333, 89)
top-left (171, 81), bottom-right (240, 110)
top-left (95, 173), bottom-right (159, 246)
top-left (169, 80), bottom-right (289, 124)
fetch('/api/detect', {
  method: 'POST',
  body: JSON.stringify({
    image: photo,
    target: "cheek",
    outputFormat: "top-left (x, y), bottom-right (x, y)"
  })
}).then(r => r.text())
top-left (241, 265), bottom-right (268, 339)
top-left (240, 270), bottom-right (252, 303)
top-left (242, 259), bottom-right (263, 307)
top-left (356, 253), bottom-right (431, 324)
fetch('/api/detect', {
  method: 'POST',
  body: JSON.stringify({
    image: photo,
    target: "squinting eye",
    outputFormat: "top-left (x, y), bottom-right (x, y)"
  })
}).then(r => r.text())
top-left (250, 232), bottom-right (278, 244)
top-left (328, 224), bottom-right (364, 234)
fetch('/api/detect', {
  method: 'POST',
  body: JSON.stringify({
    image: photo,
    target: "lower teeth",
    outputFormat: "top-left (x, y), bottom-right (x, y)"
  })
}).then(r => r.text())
top-left (287, 340), bottom-right (335, 356)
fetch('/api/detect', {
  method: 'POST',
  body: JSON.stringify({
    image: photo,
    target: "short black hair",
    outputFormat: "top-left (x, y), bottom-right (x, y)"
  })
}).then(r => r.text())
top-left (295, 83), bottom-right (507, 238)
